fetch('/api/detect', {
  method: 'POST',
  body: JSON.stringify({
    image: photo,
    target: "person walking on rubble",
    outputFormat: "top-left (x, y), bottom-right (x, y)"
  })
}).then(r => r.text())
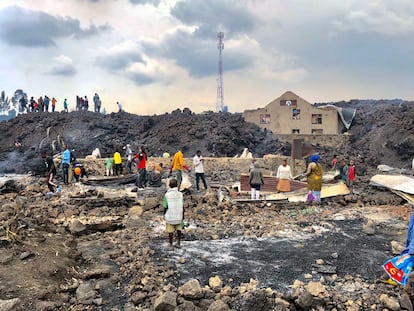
top-left (340, 160), bottom-right (349, 185)
top-left (303, 154), bottom-right (323, 204)
top-left (276, 159), bottom-right (293, 192)
top-left (105, 156), bottom-right (113, 176)
top-left (193, 150), bottom-right (207, 192)
top-left (331, 154), bottom-right (338, 170)
top-left (135, 146), bottom-right (148, 190)
top-left (249, 162), bottom-right (264, 200)
top-left (41, 152), bottom-right (58, 192)
top-left (62, 145), bottom-right (71, 185)
top-left (170, 148), bottom-right (190, 191)
top-left (125, 144), bottom-right (133, 174)
top-left (348, 160), bottom-right (356, 189)
top-left (163, 178), bottom-right (184, 249)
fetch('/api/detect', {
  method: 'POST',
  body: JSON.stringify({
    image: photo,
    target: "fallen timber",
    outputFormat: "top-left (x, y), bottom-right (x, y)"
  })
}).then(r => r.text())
top-left (224, 174), bottom-right (350, 203)
top-left (81, 174), bottom-right (137, 186)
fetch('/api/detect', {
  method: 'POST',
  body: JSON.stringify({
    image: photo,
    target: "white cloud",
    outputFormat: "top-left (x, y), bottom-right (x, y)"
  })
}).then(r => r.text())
top-left (48, 55), bottom-right (76, 76)
top-left (1, 0), bottom-right (414, 115)
top-left (333, 1), bottom-right (414, 35)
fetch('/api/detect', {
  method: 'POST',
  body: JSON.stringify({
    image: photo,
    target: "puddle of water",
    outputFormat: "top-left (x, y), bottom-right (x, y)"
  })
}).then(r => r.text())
top-left (152, 220), bottom-right (396, 292)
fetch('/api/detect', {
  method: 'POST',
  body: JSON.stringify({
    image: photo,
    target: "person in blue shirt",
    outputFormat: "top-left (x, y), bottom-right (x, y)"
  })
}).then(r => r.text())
top-left (62, 145), bottom-right (71, 184)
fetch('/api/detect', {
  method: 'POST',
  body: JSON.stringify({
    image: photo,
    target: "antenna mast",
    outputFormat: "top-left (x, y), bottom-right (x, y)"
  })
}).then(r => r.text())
top-left (216, 32), bottom-right (224, 112)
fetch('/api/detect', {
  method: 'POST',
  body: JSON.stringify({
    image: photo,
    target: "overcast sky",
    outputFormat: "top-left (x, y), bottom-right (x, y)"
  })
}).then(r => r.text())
top-left (0, 0), bottom-right (413, 114)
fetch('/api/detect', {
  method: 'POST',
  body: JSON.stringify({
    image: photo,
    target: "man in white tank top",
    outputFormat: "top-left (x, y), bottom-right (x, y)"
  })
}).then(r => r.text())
top-left (163, 178), bottom-right (184, 248)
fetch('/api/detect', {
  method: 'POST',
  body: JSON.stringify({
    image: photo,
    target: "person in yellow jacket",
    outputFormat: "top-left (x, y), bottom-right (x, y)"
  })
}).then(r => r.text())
top-left (113, 150), bottom-right (123, 176)
top-left (170, 149), bottom-right (190, 191)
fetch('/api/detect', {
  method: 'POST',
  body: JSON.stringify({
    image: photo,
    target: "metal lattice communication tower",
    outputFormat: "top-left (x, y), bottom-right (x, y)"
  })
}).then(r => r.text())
top-left (216, 32), bottom-right (224, 112)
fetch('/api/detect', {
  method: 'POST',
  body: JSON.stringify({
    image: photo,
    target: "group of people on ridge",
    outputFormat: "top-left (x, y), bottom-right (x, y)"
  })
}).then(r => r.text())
top-left (20, 92), bottom-right (108, 114)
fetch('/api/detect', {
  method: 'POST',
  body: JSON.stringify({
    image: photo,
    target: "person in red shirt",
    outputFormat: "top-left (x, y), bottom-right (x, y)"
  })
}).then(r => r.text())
top-left (331, 154), bottom-right (338, 170)
top-left (134, 146), bottom-right (148, 190)
top-left (348, 160), bottom-right (356, 189)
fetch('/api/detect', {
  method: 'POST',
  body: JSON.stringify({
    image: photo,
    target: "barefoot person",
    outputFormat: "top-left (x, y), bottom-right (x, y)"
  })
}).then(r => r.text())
top-left (163, 178), bottom-right (184, 248)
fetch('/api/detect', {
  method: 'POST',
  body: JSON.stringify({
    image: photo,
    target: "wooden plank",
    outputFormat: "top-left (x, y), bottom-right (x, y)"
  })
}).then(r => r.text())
top-left (240, 174), bottom-right (307, 192)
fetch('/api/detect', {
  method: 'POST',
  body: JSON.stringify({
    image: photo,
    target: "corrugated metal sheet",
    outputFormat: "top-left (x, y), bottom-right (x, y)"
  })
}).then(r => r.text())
top-left (240, 174), bottom-right (307, 192)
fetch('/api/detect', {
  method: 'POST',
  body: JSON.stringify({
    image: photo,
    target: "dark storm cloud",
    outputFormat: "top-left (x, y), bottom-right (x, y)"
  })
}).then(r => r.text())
top-left (170, 0), bottom-right (258, 39)
top-left (137, 0), bottom-right (257, 77)
top-left (95, 41), bottom-right (156, 85)
top-left (95, 43), bottom-right (145, 72)
top-left (0, 6), bottom-right (110, 47)
top-left (144, 29), bottom-right (252, 78)
top-left (49, 65), bottom-right (77, 76)
top-left (127, 71), bottom-right (156, 85)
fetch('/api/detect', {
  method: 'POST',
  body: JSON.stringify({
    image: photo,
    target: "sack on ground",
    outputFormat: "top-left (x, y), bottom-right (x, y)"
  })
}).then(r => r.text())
top-left (383, 253), bottom-right (414, 285)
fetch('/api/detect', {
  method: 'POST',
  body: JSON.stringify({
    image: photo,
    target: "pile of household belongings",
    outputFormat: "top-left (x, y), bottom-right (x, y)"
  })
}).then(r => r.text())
top-left (219, 170), bottom-right (351, 203)
top-left (370, 165), bottom-right (414, 205)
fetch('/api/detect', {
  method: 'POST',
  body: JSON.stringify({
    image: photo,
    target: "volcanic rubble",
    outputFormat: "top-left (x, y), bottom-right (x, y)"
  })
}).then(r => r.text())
top-left (0, 102), bottom-right (414, 310)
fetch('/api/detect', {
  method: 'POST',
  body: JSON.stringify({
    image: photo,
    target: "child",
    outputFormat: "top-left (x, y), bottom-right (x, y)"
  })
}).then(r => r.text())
top-left (331, 154), bottom-right (338, 170)
top-left (105, 157), bottom-right (113, 176)
top-left (348, 160), bottom-right (356, 188)
top-left (163, 178), bottom-right (184, 249)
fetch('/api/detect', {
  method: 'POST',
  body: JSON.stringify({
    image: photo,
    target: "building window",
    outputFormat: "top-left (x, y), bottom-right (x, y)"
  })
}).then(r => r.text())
top-left (280, 100), bottom-right (297, 107)
top-left (292, 129), bottom-right (300, 134)
top-left (311, 114), bottom-right (322, 124)
top-left (292, 108), bottom-right (300, 119)
top-left (260, 114), bottom-right (271, 124)
top-left (311, 129), bottom-right (323, 134)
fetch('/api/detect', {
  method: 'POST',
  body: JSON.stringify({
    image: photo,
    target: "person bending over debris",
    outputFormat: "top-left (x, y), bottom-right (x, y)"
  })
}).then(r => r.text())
top-left (303, 154), bottom-right (323, 204)
top-left (41, 152), bottom-right (58, 192)
top-left (249, 163), bottom-right (264, 200)
top-left (163, 178), bottom-right (184, 249)
top-left (148, 163), bottom-right (164, 187)
top-left (73, 162), bottom-right (88, 183)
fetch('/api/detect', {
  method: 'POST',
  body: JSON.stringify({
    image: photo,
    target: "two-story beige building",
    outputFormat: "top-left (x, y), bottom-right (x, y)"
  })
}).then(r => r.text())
top-left (243, 91), bottom-right (353, 135)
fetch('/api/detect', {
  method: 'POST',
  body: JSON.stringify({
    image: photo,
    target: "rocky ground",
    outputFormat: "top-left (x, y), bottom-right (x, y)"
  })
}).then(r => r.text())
top-left (0, 102), bottom-right (414, 310)
top-left (0, 155), bottom-right (413, 311)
